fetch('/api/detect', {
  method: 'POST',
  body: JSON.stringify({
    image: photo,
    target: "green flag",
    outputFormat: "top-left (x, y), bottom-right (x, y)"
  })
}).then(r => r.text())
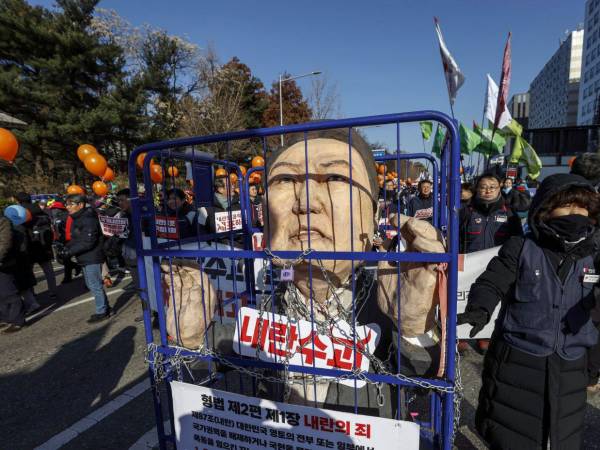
top-left (503, 118), bottom-right (523, 137)
top-left (431, 124), bottom-right (446, 157)
top-left (473, 123), bottom-right (506, 155)
top-left (510, 135), bottom-right (542, 180)
top-left (459, 122), bottom-right (481, 155)
top-left (420, 121), bottom-right (433, 141)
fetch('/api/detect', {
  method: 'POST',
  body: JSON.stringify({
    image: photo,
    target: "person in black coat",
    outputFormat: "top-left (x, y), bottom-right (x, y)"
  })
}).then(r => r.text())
top-left (15, 192), bottom-right (57, 299)
top-left (0, 215), bottom-right (25, 332)
top-left (161, 188), bottom-right (198, 240)
top-left (60, 194), bottom-right (111, 323)
top-left (459, 173), bottom-right (523, 254)
top-left (502, 177), bottom-right (531, 213)
top-left (406, 179), bottom-right (433, 222)
top-left (197, 178), bottom-right (243, 245)
top-left (458, 173), bottom-right (600, 449)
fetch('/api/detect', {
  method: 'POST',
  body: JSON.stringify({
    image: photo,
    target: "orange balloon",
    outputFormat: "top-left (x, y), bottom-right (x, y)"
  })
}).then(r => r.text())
top-left (77, 144), bottom-right (97, 162)
top-left (377, 174), bottom-right (384, 182)
top-left (150, 164), bottom-right (163, 183)
top-left (167, 166), bottom-right (179, 177)
top-left (239, 166), bottom-right (247, 176)
top-left (0, 128), bottom-right (19, 162)
top-left (102, 167), bottom-right (115, 182)
top-left (378, 165), bottom-right (386, 175)
top-left (136, 153), bottom-right (149, 170)
top-left (84, 153), bottom-right (107, 177)
top-left (229, 172), bottom-right (238, 184)
top-left (251, 156), bottom-right (265, 168)
top-left (215, 168), bottom-right (227, 178)
top-left (92, 181), bottom-right (109, 196)
top-left (67, 185), bottom-right (85, 195)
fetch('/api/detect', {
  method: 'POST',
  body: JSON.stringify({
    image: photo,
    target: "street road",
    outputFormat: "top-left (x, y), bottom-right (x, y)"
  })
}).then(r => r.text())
top-left (2, 263), bottom-right (600, 449)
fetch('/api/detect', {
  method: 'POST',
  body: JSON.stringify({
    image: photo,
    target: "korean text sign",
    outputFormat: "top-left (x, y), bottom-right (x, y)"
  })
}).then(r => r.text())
top-left (171, 381), bottom-right (419, 450)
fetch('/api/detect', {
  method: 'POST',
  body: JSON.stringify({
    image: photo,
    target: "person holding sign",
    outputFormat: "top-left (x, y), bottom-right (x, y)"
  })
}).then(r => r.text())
top-left (163, 129), bottom-right (446, 418)
top-left (197, 178), bottom-right (243, 240)
top-left (406, 179), bottom-right (433, 222)
top-left (458, 173), bottom-right (600, 449)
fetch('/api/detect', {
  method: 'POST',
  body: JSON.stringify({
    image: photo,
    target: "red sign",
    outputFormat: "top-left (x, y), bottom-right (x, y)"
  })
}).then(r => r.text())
top-left (155, 215), bottom-right (179, 239)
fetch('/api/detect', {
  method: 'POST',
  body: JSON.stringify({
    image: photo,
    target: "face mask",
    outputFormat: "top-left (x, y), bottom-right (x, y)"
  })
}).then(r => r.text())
top-left (502, 187), bottom-right (512, 194)
top-left (545, 214), bottom-right (593, 243)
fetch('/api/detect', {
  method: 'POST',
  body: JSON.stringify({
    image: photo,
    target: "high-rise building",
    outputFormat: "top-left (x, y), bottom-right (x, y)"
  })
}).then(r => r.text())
top-left (508, 92), bottom-right (530, 129)
top-left (529, 29), bottom-right (583, 128)
top-left (578, 0), bottom-right (600, 124)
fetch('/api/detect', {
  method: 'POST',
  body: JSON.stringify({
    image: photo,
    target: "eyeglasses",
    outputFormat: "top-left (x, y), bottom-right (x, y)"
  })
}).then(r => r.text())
top-left (478, 185), bottom-right (500, 192)
top-left (65, 202), bottom-right (81, 207)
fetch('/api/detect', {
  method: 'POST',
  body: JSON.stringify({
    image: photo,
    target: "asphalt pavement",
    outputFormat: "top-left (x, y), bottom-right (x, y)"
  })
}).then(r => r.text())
top-left (2, 263), bottom-right (600, 449)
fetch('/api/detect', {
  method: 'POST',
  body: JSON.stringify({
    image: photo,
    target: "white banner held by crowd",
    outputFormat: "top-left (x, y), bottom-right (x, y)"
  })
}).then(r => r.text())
top-left (171, 381), bottom-right (420, 450)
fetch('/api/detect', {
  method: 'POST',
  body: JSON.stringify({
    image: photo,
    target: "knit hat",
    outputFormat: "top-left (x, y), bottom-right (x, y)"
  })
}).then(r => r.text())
top-left (4, 204), bottom-right (28, 226)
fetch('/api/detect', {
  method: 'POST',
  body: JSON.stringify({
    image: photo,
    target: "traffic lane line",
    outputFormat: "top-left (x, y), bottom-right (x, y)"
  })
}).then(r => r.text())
top-left (26, 280), bottom-right (132, 323)
top-left (34, 379), bottom-right (151, 450)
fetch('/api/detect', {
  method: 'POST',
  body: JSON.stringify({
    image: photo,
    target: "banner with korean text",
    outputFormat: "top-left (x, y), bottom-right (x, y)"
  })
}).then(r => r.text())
top-left (171, 381), bottom-right (419, 450)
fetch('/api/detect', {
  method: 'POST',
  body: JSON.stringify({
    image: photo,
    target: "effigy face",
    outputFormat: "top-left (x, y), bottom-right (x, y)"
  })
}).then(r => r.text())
top-left (265, 138), bottom-right (375, 289)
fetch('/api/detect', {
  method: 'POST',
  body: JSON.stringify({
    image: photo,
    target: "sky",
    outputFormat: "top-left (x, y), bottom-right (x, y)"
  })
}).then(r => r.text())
top-left (30, 0), bottom-right (587, 153)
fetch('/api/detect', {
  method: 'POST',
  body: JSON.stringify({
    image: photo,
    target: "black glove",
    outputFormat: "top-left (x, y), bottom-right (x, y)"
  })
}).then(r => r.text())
top-left (457, 307), bottom-right (489, 338)
top-left (56, 245), bottom-right (71, 263)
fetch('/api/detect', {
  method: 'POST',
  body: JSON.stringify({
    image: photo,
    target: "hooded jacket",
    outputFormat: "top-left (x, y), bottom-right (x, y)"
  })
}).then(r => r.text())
top-left (466, 173), bottom-right (600, 449)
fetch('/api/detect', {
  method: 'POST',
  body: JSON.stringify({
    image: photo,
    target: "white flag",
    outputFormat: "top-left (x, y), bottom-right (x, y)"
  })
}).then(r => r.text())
top-left (484, 74), bottom-right (512, 129)
top-left (434, 17), bottom-right (465, 105)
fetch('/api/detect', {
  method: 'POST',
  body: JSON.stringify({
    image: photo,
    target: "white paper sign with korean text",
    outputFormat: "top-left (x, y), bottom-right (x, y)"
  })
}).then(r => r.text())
top-left (171, 381), bottom-right (419, 450)
top-left (232, 307), bottom-right (380, 387)
top-left (214, 210), bottom-right (243, 233)
top-left (456, 246), bottom-right (502, 339)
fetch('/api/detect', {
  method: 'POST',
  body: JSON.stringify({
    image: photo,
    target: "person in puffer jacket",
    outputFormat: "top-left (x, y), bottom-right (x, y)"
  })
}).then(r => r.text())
top-left (458, 173), bottom-right (600, 449)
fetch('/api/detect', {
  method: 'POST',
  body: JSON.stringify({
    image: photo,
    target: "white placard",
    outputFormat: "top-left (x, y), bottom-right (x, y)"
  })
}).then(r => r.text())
top-left (214, 210), bottom-right (243, 233)
top-left (232, 307), bottom-right (380, 388)
top-left (98, 215), bottom-right (129, 237)
top-left (456, 246), bottom-right (502, 339)
top-left (171, 381), bottom-right (420, 450)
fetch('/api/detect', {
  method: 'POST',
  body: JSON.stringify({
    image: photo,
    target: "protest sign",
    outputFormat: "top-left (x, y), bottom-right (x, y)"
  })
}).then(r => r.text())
top-left (98, 215), bottom-right (128, 237)
top-left (171, 381), bottom-right (420, 450)
top-left (233, 307), bottom-right (380, 387)
top-left (456, 246), bottom-right (501, 339)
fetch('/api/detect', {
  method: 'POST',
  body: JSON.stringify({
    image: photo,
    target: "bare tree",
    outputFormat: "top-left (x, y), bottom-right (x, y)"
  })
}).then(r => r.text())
top-left (308, 74), bottom-right (341, 120)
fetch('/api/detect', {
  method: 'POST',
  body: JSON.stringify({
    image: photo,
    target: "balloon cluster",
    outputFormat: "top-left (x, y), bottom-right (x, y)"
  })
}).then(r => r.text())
top-left (212, 156), bottom-right (265, 187)
top-left (375, 164), bottom-right (401, 188)
top-left (135, 152), bottom-right (179, 184)
top-left (67, 144), bottom-right (115, 197)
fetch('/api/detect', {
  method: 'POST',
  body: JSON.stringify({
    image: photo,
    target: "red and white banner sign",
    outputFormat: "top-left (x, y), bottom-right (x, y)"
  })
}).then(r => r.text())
top-left (171, 382), bottom-right (420, 450)
top-left (155, 215), bottom-right (179, 239)
top-left (413, 207), bottom-right (433, 220)
top-left (214, 210), bottom-right (243, 233)
top-left (233, 307), bottom-right (380, 387)
top-left (98, 215), bottom-right (128, 237)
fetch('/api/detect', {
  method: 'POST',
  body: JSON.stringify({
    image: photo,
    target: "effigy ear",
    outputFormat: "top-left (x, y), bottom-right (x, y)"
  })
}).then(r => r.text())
top-left (161, 259), bottom-right (216, 349)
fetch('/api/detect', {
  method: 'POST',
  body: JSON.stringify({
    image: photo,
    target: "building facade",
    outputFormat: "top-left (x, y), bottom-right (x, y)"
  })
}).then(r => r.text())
top-left (578, 0), bottom-right (600, 124)
top-left (508, 92), bottom-right (530, 129)
top-left (529, 29), bottom-right (583, 128)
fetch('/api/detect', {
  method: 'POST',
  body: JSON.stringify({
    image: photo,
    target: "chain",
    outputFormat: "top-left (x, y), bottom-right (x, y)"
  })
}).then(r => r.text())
top-left (263, 248), bottom-right (314, 268)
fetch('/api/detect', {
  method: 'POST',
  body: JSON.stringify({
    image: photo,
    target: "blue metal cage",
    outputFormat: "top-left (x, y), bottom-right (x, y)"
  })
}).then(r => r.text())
top-left (128, 111), bottom-right (461, 450)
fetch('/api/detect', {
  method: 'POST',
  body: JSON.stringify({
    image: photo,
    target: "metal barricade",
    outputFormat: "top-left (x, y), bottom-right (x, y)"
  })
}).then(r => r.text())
top-left (129, 111), bottom-right (461, 450)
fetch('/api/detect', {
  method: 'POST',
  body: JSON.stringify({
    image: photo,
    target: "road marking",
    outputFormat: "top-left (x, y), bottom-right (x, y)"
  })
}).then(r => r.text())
top-left (35, 379), bottom-right (151, 450)
top-left (26, 284), bottom-right (131, 322)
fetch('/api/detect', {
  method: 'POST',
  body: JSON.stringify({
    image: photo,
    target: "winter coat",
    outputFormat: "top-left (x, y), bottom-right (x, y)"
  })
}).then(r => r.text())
top-left (65, 207), bottom-right (104, 266)
top-left (466, 173), bottom-right (600, 449)
top-left (0, 217), bottom-right (15, 272)
top-left (459, 196), bottom-right (522, 253)
top-left (502, 187), bottom-right (531, 212)
top-left (161, 203), bottom-right (198, 240)
top-left (12, 224), bottom-right (36, 291)
top-left (406, 194), bottom-right (433, 222)
top-left (21, 202), bottom-right (53, 263)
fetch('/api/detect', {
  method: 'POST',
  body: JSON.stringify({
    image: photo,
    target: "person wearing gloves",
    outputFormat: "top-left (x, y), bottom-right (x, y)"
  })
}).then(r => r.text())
top-left (457, 173), bottom-right (600, 449)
